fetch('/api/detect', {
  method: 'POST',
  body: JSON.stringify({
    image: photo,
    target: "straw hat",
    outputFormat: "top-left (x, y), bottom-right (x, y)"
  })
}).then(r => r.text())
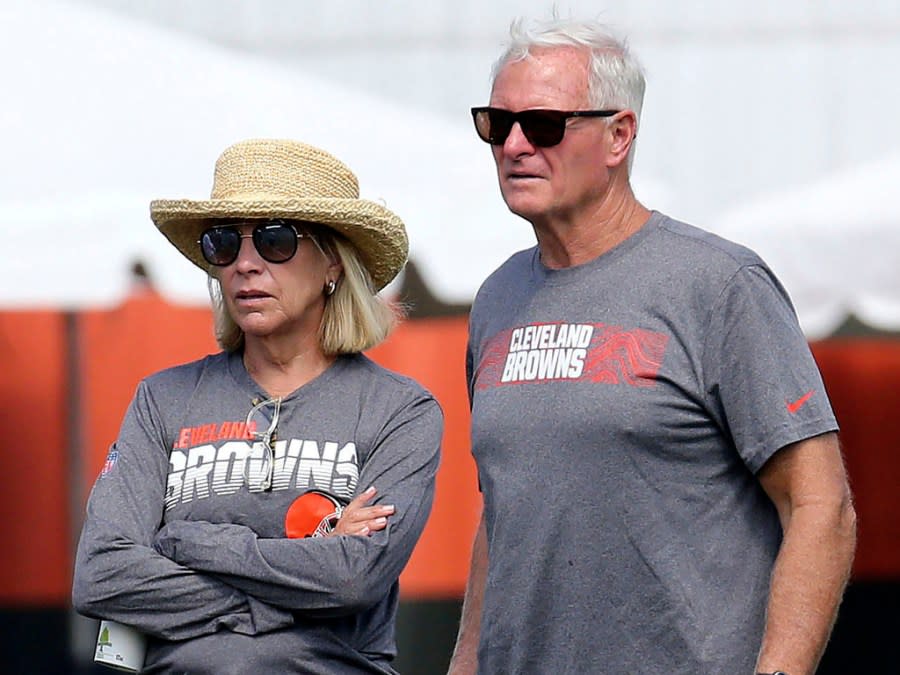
top-left (151, 139), bottom-right (408, 290)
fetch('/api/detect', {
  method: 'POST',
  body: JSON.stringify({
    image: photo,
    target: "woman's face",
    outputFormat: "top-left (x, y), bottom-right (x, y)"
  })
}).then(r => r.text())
top-left (214, 221), bottom-right (342, 343)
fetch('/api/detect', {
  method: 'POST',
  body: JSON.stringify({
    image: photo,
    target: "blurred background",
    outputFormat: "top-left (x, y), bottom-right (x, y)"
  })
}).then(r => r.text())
top-left (1, 0), bottom-right (898, 672)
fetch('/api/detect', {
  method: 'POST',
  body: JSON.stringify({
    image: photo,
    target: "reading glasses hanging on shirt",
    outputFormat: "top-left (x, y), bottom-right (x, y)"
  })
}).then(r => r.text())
top-left (244, 396), bottom-right (282, 491)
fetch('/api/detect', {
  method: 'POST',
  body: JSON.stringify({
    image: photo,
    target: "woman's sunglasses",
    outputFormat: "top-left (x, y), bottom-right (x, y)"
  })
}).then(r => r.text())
top-left (199, 219), bottom-right (313, 266)
top-left (471, 106), bottom-right (620, 148)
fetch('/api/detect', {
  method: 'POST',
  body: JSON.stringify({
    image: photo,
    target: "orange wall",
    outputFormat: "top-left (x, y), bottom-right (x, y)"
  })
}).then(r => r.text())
top-left (1, 295), bottom-right (897, 607)
top-left (368, 317), bottom-right (480, 596)
top-left (0, 312), bottom-right (70, 604)
top-left (810, 339), bottom-right (900, 579)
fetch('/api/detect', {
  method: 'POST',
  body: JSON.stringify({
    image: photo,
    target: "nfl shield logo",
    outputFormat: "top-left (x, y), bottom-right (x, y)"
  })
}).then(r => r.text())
top-left (101, 449), bottom-right (119, 477)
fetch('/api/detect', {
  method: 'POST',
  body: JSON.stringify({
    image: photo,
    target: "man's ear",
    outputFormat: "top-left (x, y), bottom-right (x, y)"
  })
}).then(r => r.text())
top-left (606, 111), bottom-right (638, 168)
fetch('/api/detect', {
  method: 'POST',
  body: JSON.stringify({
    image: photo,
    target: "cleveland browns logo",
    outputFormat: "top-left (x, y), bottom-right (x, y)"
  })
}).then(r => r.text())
top-left (284, 490), bottom-right (345, 538)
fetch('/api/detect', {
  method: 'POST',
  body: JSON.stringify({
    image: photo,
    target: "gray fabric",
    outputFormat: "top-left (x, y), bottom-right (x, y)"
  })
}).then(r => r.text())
top-left (466, 212), bottom-right (838, 674)
top-left (73, 351), bottom-right (442, 674)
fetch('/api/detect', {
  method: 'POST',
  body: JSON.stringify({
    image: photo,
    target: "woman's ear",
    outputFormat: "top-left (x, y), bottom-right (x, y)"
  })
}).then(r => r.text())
top-left (328, 258), bottom-right (344, 281)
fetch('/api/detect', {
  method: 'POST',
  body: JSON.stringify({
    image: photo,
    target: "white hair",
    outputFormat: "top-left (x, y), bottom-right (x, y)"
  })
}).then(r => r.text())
top-left (491, 16), bottom-right (647, 166)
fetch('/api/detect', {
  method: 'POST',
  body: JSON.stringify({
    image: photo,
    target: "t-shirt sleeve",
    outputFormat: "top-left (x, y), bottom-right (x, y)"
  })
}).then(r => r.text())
top-left (701, 265), bottom-right (838, 473)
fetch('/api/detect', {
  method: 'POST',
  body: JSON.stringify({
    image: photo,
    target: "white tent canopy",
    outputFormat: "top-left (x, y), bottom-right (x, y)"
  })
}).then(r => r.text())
top-left (0, 0), bottom-right (511, 307)
top-left (0, 0), bottom-right (676, 309)
top-left (710, 154), bottom-right (900, 339)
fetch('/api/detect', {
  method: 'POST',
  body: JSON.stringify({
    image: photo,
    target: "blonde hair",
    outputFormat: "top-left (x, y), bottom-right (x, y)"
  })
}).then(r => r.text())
top-left (209, 227), bottom-right (399, 354)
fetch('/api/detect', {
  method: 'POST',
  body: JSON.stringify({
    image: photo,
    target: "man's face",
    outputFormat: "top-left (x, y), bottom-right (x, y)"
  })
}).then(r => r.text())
top-left (488, 47), bottom-right (613, 226)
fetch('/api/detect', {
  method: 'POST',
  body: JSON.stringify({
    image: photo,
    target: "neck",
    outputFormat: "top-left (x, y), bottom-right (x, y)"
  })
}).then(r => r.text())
top-left (242, 333), bottom-right (335, 398)
top-left (533, 176), bottom-right (651, 269)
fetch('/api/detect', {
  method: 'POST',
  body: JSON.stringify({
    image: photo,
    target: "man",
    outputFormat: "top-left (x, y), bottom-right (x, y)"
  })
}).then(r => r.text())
top-left (448, 17), bottom-right (856, 675)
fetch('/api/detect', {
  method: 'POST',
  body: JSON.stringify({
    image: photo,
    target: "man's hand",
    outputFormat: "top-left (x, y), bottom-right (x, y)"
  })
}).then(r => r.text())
top-left (332, 486), bottom-right (395, 536)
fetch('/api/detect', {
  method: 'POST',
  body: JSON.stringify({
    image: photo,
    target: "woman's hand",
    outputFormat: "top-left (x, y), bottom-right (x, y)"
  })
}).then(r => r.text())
top-left (331, 486), bottom-right (395, 536)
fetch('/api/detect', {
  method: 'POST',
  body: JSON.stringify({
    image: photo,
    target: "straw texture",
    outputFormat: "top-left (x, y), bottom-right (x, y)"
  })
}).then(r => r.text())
top-left (151, 139), bottom-right (408, 290)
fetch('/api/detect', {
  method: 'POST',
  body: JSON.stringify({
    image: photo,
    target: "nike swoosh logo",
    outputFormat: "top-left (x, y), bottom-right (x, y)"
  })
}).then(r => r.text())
top-left (787, 390), bottom-right (815, 414)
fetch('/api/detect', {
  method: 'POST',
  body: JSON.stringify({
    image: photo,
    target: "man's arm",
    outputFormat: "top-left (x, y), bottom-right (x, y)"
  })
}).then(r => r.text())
top-left (447, 512), bottom-right (487, 675)
top-left (755, 432), bottom-right (857, 675)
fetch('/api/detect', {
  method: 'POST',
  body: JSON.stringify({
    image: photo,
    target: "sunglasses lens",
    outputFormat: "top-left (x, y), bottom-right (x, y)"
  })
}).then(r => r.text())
top-left (489, 110), bottom-right (516, 144)
top-left (473, 108), bottom-right (567, 147)
top-left (253, 221), bottom-right (298, 263)
top-left (200, 227), bottom-right (240, 266)
top-left (520, 111), bottom-right (566, 147)
top-left (473, 109), bottom-right (512, 145)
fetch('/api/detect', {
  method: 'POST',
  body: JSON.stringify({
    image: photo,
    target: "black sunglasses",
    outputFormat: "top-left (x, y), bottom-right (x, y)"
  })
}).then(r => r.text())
top-left (199, 219), bottom-right (313, 266)
top-left (471, 106), bottom-right (620, 147)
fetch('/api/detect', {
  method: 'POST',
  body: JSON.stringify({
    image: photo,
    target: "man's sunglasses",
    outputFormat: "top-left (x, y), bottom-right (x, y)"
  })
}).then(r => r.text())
top-left (199, 219), bottom-right (313, 266)
top-left (471, 106), bottom-right (620, 148)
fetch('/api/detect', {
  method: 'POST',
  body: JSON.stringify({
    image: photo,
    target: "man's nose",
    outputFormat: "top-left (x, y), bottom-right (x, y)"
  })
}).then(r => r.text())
top-left (503, 121), bottom-right (535, 154)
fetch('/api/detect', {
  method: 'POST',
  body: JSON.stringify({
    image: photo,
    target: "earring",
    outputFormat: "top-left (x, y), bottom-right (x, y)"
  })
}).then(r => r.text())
top-left (325, 280), bottom-right (336, 296)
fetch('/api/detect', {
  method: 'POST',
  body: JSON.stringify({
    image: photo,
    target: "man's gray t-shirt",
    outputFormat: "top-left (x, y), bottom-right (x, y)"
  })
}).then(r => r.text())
top-left (466, 212), bottom-right (837, 674)
top-left (73, 351), bottom-right (442, 674)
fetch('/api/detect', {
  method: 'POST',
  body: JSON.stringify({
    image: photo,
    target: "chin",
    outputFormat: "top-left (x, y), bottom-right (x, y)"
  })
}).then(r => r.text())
top-left (501, 189), bottom-right (547, 221)
top-left (503, 199), bottom-right (545, 223)
top-left (238, 319), bottom-right (277, 338)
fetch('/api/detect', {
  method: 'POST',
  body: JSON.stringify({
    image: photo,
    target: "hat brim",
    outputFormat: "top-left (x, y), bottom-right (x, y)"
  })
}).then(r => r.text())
top-left (150, 197), bottom-right (408, 291)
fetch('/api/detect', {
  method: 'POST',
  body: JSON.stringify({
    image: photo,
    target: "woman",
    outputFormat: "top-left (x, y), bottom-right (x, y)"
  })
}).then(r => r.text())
top-left (72, 139), bottom-right (443, 674)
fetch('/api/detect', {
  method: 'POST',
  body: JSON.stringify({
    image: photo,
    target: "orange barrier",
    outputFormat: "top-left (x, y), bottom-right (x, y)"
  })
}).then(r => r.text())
top-left (811, 339), bottom-right (900, 580)
top-left (0, 293), bottom-right (898, 607)
top-left (0, 312), bottom-right (70, 604)
top-left (368, 317), bottom-right (479, 596)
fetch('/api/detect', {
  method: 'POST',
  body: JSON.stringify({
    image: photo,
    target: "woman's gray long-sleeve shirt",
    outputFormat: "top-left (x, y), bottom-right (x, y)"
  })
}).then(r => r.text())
top-left (73, 351), bottom-right (442, 674)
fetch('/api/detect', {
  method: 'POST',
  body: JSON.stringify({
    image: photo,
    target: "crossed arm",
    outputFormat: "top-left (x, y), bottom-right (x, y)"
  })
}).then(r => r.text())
top-left (73, 389), bottom-right (441, 640)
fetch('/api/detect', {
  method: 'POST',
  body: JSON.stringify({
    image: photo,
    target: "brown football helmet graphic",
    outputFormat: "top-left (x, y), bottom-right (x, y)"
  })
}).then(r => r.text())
top-left (285, 490), bottom-right (345, 538)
